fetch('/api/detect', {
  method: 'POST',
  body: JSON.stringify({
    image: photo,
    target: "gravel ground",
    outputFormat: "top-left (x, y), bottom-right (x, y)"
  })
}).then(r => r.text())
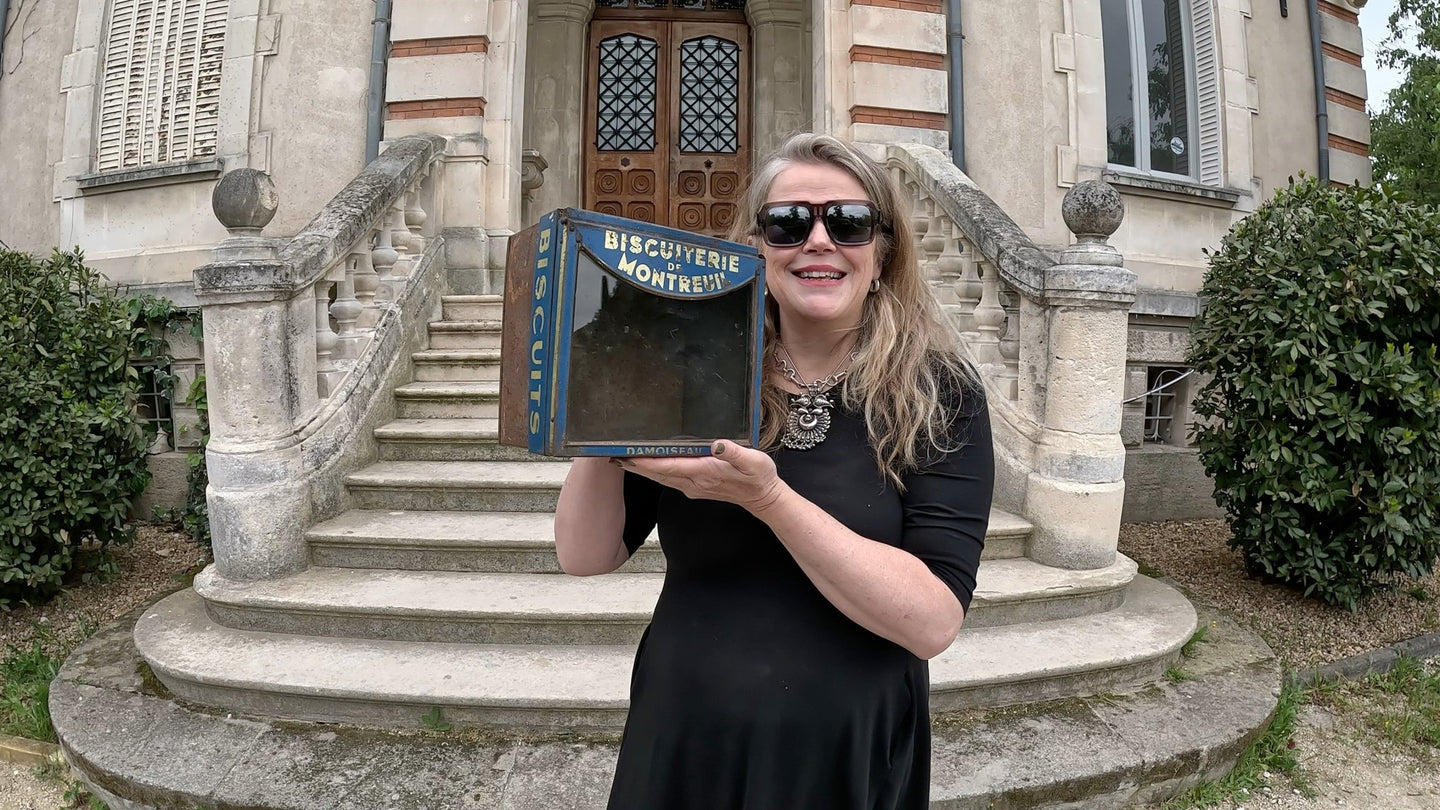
top-left (1119, 519), bottom-right (1440, 670)
top-left (0, 764), bottom-right (67, 810)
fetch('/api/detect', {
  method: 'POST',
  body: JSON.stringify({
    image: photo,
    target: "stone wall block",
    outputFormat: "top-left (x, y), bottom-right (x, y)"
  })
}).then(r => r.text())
top-left (1042, 306), bottom-right (1129, 436)
top-left (1025, 476), bottom-right (1124, 570)
top-left (851, 63), bottom-right (948, 114)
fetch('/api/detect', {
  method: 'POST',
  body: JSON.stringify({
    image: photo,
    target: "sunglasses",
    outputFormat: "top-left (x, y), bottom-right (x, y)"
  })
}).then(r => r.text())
top-left (756, 200), bottom-right (886, 247)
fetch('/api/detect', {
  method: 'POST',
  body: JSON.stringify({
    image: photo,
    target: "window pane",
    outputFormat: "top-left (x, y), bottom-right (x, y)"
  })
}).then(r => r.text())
top-left (1142, 0), bottom-right (1192, 175)
top-left (1101, 0), bottom-right (1136, 167)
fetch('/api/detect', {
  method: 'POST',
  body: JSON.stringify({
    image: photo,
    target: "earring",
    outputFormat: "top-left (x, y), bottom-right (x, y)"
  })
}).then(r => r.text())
top-left (869, 278), bottom-right (881, 294)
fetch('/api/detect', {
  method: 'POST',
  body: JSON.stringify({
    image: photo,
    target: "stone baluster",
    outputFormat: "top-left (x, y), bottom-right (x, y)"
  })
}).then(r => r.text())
top-left (921, 199), bottom-right (945, 282)
top-left (331, 256), bottom-right (364, 359)
top-left (352, 247), bottom-right (380, 329)
top-left (996, 286), bottom-right (1021, 399)
top-left (934, 217), bottom-right (964, 310)
top-left (388, 201), bottom-right (411, 277)
top-left (1026, 180), bottom-right (1135, 572)
top-left (971, 260), bottom-right (1007, 366)
top-left (371, 225), bottom-right (398, 308)
top-left (955, 247), bottom-right (982, 334)
top-left (314, 278), bottom-right (342, 397)
top-left (404, 186), bottom-right (427, 255)
top-left (908, 182), bottom-right (929, 243)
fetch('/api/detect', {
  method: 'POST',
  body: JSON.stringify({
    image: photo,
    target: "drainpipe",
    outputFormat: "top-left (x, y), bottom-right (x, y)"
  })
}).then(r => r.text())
top-left (1306, 0), bottom-right (1330, 182)
top-left (0, 0), bottom-right (12, 87)
top-left (945, 0), bottom-right (966, 174)
top-left (366, 0), bottom-right (394, 164)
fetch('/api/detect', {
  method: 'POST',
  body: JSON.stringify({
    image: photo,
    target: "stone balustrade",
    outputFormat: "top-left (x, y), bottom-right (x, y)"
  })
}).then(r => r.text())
top-left (886, 143), bottom-right (1137, 571)
top-left (192, 135), bottom-right (449, 581)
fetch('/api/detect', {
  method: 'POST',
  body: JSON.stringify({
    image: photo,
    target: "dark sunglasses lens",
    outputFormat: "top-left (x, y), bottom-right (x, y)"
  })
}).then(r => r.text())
top-left (825, 204), bottom-right (876, 245)
top-left (762, 205), bottom-right (814, 246)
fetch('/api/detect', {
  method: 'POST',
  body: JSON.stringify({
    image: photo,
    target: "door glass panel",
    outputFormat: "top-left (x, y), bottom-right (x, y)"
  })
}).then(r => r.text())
top-left (596, 35), bottom-right (660, 152)
top-left (678, 36), bottom-right (740, 154)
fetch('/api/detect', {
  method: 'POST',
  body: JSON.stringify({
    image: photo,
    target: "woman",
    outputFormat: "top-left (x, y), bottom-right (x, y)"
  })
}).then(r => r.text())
top-left (554, 133), bottom-right (994, 809)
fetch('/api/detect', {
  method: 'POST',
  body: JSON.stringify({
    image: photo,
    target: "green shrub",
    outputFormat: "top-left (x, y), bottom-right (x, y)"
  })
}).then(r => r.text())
top-left (0, 249), bottom-right (151, 606)
top-left (1188, 176), bottom-right (1440, 609)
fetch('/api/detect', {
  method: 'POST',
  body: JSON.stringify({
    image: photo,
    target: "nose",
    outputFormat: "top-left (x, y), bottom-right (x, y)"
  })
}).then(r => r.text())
top-left (801, 214), bottom-right (835, 252)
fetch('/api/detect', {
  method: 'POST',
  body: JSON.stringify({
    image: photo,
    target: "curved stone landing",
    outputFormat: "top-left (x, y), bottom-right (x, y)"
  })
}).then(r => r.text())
top-left (52, 595), bottom-right (1278, 810)
top-left (132, 574), bottom-right (1192, 732)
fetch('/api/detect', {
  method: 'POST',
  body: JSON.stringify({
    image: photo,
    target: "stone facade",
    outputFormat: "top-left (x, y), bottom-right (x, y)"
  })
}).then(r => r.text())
top-left (0, 0), bottom-right (1372, 519)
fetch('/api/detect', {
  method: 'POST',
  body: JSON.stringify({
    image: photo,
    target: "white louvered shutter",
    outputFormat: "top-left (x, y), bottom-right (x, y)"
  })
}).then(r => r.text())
top-left (1190, 0), bottom-right (1223, 186)
top-left (97, 0), bottom-right (229, 172)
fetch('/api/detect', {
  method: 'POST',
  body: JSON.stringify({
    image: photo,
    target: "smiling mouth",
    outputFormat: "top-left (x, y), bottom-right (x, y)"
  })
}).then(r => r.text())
top-left (794, 270), bottom-right (846, 280)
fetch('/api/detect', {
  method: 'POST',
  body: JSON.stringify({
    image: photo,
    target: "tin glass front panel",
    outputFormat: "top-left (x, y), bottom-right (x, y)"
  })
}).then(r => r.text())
top-left (565, 251), bottom-right (752, 443)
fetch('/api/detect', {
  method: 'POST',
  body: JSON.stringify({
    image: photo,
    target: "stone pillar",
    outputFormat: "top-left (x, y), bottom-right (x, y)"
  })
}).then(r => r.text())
top-left (1025, 181), bottom-right (1135, 570)
top-left (524, 0), bottom-right (594, 222)
top-left (194, 170), bottom-right (313, 581)
top-left (747, 0), bottom-right (811, 159)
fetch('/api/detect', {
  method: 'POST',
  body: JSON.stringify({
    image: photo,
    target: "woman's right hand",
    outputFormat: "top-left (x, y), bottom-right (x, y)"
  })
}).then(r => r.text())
top-left (553, 457), bottom-right (632, 576)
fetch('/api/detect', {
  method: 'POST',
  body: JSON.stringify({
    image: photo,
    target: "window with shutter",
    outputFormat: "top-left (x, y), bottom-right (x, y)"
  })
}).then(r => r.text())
top-left (97, 0), bottom-right (228, 172)
top-left (1100, 0), bottom-right (1222, 183)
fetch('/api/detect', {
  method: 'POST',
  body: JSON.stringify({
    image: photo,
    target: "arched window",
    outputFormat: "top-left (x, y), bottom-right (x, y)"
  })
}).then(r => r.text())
top-left (97, 0), bottom-right (228, 171)
top-left (1101, 0), bottom-right (1221, 184)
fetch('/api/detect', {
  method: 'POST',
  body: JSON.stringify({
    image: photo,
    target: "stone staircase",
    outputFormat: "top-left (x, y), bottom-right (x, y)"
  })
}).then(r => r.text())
top-left (136, 294), bottom-right (1199, 736)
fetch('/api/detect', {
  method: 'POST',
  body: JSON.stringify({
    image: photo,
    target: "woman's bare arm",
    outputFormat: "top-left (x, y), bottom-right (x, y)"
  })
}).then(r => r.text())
top-left (553, 458), bottom-right (632, 576)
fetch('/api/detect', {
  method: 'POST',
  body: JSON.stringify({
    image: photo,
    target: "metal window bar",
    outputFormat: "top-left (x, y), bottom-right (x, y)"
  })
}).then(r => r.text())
top-left (132, 360), bottom-right (175, 449)
top-left (1133, 367), bottom-right (1191, 443)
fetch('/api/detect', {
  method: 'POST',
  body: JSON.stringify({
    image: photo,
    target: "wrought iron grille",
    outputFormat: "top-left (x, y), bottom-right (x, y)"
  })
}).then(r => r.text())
top-left (596, 35), bottom-right (660, 152)
top-left (678, 37), bottom-right (739, 153)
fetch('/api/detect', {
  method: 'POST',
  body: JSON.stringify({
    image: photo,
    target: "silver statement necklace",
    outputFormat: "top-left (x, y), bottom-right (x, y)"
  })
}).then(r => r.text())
top-left (776, 344), bottom-right (858, 450)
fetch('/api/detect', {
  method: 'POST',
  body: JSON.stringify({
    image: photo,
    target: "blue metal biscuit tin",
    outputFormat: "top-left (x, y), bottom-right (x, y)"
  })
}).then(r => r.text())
top-left (499, 208), bottom-right (766, 457)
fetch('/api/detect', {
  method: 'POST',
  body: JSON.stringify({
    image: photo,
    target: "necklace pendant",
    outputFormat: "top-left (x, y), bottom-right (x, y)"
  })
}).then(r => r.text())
top-left (783, 392), bottom-right (833, 450)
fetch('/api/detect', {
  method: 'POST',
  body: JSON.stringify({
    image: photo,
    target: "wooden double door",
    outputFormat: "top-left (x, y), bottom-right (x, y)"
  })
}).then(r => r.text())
top-left (584, 15), bottom-right (749, 237)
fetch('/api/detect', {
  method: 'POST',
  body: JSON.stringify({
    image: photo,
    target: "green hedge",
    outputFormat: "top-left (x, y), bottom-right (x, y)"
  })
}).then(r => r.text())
top-left (0, 249), bottom-right (151, 605)
top-left (1188, 177), bottom-right (1440, 609)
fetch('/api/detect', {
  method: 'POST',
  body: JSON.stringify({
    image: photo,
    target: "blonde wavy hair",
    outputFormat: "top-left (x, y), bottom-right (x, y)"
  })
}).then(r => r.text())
top-left (730, 133), bottom-right (976, 488)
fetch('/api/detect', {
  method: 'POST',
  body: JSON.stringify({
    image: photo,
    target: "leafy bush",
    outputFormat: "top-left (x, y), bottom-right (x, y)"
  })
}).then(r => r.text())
top-left (1188, 177), bottom-right (1440, 609)
top-left (0, 249), bottom-right (151, 605)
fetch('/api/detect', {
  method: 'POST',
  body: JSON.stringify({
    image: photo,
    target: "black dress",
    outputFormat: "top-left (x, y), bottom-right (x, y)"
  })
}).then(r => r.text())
top-left (608, 385), bottom-right (994, 810)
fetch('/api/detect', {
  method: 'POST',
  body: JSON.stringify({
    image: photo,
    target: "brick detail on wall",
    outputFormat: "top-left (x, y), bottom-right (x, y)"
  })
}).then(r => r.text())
top-left (850, 45), bottom-right (946, 70)
top-left (387, 97), bottom-right (487, 120)
top-left (1317, 1), bottom-right (1359, 24)
top-left (851, 105), bottom-right (947, 130)
top-left (1321, 42), bottom-right (1362, 67)
top-left (850, 0), bottom-right (943, 13)
top-left (391, 36), bottom-right (491, 58)
top-left (1325, 87), bottom-right (1366, 111)
top-left (1328, 133), bottom-right (1369, 156)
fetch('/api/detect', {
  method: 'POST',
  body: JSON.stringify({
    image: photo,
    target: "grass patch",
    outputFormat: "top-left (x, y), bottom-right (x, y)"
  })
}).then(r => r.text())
top-left (1164, 665), bottom-right (1194, 683)
top-left (1162, 680), bottom-right (1307, 809)
top-left (0, 634), bottom-right (64, 742)
top-left (1357, 657), bottom-right (1440, 759)
top-left (1180, 624), bottom-right (1211, 658)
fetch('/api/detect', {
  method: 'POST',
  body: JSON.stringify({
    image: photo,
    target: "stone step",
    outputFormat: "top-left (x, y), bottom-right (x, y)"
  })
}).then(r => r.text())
top-left (195, 555), bottom-right (1127, 644)
top-left (307, 508), bottom-right (1031, 574)
top-left (136, 576), bottom-right (1195, 733)
top-left (412, 349), bottom-right (502, 382)
top-left (427, 320), bottom-right (503, 349)
top-left (307, 509), bottom-right (667, 572)
top-left (393, 381), bottom-right (498, 419)
top-left (59, 597), bottom-right (1276, 810)
top-left (441, 294), bottom-right (504, 321)
top-left (346, 460), bottom-right (571, 512)
top-left (374, 419), bottom-right (539, 461)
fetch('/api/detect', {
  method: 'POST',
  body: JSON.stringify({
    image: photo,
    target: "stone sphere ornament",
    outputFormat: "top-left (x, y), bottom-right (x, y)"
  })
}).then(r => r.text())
top-left (212, 168), bottom-right (279, 233)
top-left (1061, 180), bottom-right (1124, 242)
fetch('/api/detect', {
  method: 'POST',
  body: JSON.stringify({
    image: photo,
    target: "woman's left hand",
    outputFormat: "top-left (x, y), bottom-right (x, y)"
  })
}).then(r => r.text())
top-left (621, 440), bottom-right (786, 513)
